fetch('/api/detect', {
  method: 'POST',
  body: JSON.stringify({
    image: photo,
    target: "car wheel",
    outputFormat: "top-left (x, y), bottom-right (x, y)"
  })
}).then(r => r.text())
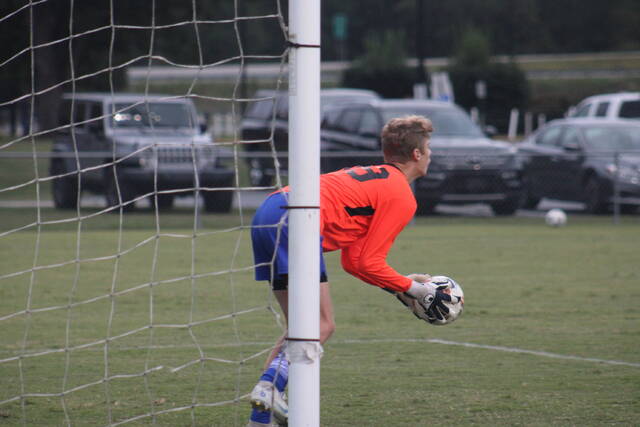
top-left (51, 161), bottom-right (78, 209)
top-left (203, 189), bottom-right (233, 213)
top-left (520, 178), bottom-right (540, 209)
top-left (491, 198), bottom-right (519, 216)
top-left (584, 176), bottom-right (608, 214)
top-left (415, 199), bottom-right (437, 215)
top-left (104, 169), bottom-right (135, 212)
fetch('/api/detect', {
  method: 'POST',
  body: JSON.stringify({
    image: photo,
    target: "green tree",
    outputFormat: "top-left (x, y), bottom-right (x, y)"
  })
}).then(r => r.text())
top-left (448, 29), bottom-right (529, 132)
top-left (342, 30), bottom-right (415, 98)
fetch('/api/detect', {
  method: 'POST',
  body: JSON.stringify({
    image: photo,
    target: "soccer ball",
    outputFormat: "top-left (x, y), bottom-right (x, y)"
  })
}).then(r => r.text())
top-left (426, 276), bottom-right (465, 326)
top-left (545, 209), bottom-right (567, 227)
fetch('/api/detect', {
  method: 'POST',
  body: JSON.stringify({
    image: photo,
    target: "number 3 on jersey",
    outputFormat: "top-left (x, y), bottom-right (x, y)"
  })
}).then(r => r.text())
top-left (347, 166), bottom-right (389, 182)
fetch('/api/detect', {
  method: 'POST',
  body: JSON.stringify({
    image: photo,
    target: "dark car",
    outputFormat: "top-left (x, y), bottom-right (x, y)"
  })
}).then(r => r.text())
top-left (518, 118), bottom-right (640, 214)
top-left (240, 88), bottom-right (380, 186)
top-left (320, 99), bottom-right (523, 215)
top-left (50, 93), bottom-right (234, 212)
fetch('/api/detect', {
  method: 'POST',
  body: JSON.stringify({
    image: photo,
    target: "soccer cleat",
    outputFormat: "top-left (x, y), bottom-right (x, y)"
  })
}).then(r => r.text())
top-left (250, 380), bottom-right (288, 426)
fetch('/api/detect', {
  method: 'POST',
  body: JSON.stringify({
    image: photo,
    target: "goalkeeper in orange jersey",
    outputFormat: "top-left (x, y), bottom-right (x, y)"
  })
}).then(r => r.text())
top-left (248, 115), bottom-right (455, 426)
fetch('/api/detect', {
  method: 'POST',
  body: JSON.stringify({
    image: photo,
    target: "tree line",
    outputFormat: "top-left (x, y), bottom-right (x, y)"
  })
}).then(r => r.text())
top-left (1, 0), bottom-right (639, 130)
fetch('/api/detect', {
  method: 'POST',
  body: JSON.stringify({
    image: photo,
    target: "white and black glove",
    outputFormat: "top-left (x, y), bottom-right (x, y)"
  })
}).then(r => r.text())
top-left (397, 279), bottom-right (458, 323)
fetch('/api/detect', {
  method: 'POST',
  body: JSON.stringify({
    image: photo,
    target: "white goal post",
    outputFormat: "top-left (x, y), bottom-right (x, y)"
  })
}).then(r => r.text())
top-left (287, 1), bottom-right (321, 426)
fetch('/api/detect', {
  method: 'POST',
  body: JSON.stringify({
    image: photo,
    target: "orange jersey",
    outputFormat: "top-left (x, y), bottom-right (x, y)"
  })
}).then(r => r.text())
top-left (318, 164), bottom-right (416, 292)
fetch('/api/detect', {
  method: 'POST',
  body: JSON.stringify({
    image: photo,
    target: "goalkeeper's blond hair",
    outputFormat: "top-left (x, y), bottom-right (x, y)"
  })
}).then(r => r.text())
top-left (381, 115), bottom-right (433, 163)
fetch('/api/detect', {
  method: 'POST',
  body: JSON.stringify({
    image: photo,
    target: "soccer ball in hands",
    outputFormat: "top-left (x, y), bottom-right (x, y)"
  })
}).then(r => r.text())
top-left (397, 275), bottom-right (464, 326)
top-left (426, 276), bottom-right (465, 325)
top-left (545, 209), bottom-right (567, 227)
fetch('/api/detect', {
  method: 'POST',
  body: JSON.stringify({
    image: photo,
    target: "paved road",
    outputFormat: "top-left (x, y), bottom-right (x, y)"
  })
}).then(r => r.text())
top-left (0, 190), bottom-right (268, 210)
top-left (0, 191), bottom-right (586, 218)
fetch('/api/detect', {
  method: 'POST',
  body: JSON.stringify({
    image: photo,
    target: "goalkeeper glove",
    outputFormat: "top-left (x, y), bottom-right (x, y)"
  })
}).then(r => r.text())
top-left (401, 280), bottom-right (458, 322)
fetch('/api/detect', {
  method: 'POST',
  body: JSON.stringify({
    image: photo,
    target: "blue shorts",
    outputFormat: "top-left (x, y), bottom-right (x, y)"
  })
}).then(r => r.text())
top-left (251, 192), bottom-right (327, 290)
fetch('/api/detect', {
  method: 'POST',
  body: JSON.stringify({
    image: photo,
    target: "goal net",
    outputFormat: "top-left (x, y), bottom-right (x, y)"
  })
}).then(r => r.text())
top-left (0, 1), bottom-right (298, 425)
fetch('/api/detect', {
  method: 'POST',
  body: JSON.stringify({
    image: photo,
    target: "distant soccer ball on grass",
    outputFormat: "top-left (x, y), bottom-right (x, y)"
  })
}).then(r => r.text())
top-left (545, 208), bottom-right (567, 227)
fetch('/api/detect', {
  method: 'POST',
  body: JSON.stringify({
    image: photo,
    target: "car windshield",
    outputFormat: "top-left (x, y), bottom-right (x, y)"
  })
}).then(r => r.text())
top-left (380, 107), bottom-right (484, 137)
top-left (320, 94), bottom-right (376, 110)
top-left (582, 125), bottom-right (640, 151)
top-left (109, 102), bottom-right (194, 128)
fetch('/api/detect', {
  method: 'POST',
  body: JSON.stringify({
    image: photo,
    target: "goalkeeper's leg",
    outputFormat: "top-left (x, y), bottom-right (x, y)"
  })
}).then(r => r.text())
top-left (249, 282), bottom-right (335, 426)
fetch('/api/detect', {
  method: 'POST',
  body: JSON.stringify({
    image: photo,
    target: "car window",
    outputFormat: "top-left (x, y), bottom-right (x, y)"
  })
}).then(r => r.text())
top-left (583, 125), bottom-right (640, 151)
top-left (244, 98), bottom-right (276, 120)
top-left (87, 102), bottom-right (103, 131)
top-left (58, 99), bottom-right (87, 129)
top-left (535, 126), bottom-right (563, 147)
top-left (275, 97), bottom-right (289, 120)
top-left (573, 103), bottom-right (592, 117)
top-left (561, 127), bottom-right (582, 148)
top-left (338, 108), bottom-right (363, 133)
top-left (358, 109), bottom-right (381, 135)
top-left (595, 102), bottom-right (610, 117)
top-left (73, 103), bottom-right (86, 127)
top-left (321, 108), bottom-right (342, 131)
top-left (380, 107), bottom-right (484, 137)
top-left (320, 93), bottom-right (377, 111)
top-left (619, 100), bottom-right (640, 119)
top-left (58, 100), bottom-right (71, 127)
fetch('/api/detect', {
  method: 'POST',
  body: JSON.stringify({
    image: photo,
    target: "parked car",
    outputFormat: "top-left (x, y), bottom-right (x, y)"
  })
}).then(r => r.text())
top-left (569, 92), bottom-right (640, 120)
top-left (50, 93), bottom-right (234, 212)
top-left (240, 88), bottom-right (380, 186)
top-left (320, 99), bottom-right (523, 215)
top-left (518, 118), bottom-right (640, 214)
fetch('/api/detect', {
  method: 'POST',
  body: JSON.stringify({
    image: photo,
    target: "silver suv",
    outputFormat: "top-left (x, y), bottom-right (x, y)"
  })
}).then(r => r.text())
top-left (240, 88), bottom-right (380, 186)
top-left (50, 93), bottom-right (234, 212)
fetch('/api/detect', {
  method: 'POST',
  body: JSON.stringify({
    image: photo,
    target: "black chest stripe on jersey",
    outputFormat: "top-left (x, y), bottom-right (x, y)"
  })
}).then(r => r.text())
top-left (345, 205), bottom-right (375, 216)
top-left (347, 167), bottom-right (389, 182)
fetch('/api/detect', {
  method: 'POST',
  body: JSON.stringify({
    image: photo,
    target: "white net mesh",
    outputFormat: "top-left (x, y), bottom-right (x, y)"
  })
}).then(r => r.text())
top-left (0, 1), bottom-right (289, 424)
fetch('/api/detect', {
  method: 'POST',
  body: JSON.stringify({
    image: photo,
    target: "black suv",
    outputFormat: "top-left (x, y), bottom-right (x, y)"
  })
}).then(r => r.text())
top-left (50, 93), bottom-right (234, 212)
top-left (518, 118), bottom-right (640, 214)
top-left (320, 99), bottom-right (523, 215)
top-left (240, 88), bottom-right (380, 186)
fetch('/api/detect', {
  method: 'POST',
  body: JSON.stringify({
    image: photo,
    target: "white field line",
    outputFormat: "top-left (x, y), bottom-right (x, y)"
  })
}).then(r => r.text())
top-left (3, 338), bottom-right (639, 369)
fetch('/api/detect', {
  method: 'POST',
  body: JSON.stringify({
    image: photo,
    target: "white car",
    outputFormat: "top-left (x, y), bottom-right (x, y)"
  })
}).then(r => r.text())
top-left (569, 92), bottom-right (640, 120)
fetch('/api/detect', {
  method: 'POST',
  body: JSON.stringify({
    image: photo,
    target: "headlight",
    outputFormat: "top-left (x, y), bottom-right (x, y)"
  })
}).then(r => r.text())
top-left (606, 164), bottom-right (640, 184)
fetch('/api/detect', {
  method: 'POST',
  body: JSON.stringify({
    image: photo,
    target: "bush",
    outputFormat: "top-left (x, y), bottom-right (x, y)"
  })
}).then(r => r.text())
top-left (447, 29), bottom-right (529, 133)
top-left (342, 66), bottom-right (414, 98)
top-left (449, 62), bottom-right (529, 133)
top-left (341, 31), bottom-right (416, 98)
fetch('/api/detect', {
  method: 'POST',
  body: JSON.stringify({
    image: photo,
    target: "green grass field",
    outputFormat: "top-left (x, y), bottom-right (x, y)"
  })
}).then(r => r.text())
top-left (1, 209), bottom-right (639, 426)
